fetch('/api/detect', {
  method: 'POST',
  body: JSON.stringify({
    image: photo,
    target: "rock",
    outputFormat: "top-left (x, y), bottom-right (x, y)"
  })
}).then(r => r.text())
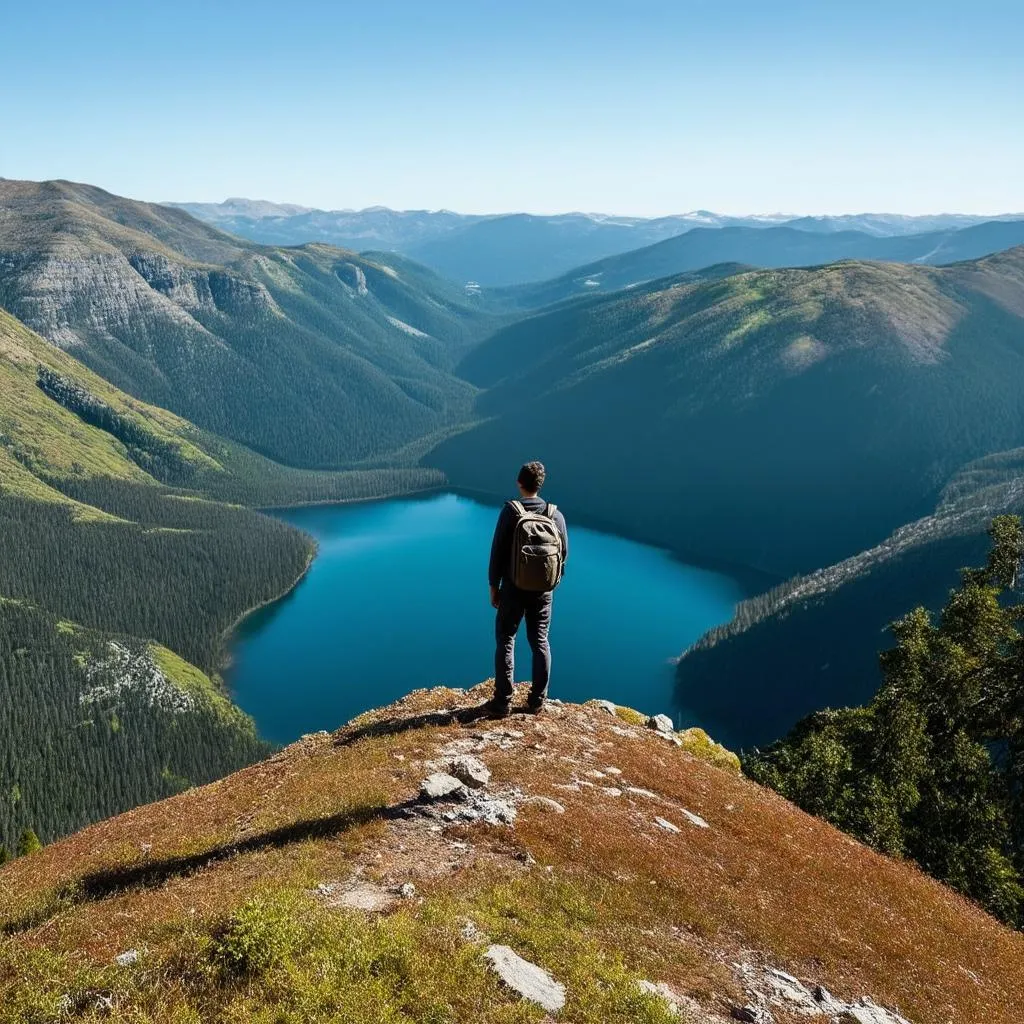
top-left (398, 882), bottom-right (417, 899)
top-left (601, 787), bottom-right (623, 797)
top-left (839, 999), bottom-right (912, 1024)
top-left (420, 772), bottom-right (467, 801)
top-left (654, 816), bottom-right (681, 833)
top-left (114, 949), bottom-right (140, 967)
top-left (649, 713), bottom-right (675, 733)
top-left (627, 786), bottom-right (659, 800)
top-left (732, 1005), bottom-right (774, 1023)
top-left (484, 944), bottom-right (566, 1013)
top-left (591, 699), bottom-right (617, 714)
top-left (525, 796), bottom-right (566, 814)
top-left (814, 986), bottom-right (848, 1015)
top-left (604, 766), bottom-right (623, 775)
top-left (763, 968), bottom-right (820, 1013)
top-left (448, 753), bottom-right (491, 789)
top-left (682, 809), bottom-right (710, 829)
top-left (336, 262), bottom-right (369, 295)
top-left (474, 798), bottom-right (517, 825)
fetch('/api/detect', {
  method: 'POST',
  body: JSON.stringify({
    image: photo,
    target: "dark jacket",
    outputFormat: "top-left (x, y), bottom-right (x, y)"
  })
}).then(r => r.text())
top-left (489, 496), bottom-right (569, 588)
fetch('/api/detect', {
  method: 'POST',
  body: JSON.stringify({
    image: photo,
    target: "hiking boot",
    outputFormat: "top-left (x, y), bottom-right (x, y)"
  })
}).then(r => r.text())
top-left (482, 699), bottom-right (512, 720)
top-left (525, 696), bottom-right (546, 714)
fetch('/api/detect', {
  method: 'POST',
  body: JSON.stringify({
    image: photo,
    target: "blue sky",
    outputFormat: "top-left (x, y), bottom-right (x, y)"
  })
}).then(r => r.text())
top-left (1, 0), bottom-right (1021, 215)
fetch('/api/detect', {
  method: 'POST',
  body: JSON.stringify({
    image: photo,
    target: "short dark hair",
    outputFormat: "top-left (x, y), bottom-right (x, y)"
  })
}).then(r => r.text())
top-left (518, 461), bottom-right (546, 493)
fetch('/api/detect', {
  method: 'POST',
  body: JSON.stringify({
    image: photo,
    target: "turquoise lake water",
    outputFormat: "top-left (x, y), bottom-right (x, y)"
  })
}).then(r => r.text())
top-left (227, 493), bottom-right (746, 745)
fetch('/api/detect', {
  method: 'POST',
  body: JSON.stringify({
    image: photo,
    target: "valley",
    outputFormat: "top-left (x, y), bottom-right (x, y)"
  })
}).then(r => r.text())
top-left (3, 176), bottom-right (1024, 937)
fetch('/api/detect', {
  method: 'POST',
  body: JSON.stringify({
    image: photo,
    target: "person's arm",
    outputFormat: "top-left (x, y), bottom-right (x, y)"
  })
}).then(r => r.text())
top-left (557, 510), bottom-right (569, 568)
top-left (488, 505), bottom-right (511, 606)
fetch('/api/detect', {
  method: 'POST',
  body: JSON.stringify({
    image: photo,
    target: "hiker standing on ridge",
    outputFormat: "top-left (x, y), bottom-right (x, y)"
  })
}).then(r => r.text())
top-left (485, 461), bottom-right (568, 717)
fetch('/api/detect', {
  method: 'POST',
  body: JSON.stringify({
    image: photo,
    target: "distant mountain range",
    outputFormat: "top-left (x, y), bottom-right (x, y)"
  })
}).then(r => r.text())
top-left (497, 220), bottom-right (1024, 308)
top-left (169, 198), bottom-right (1024, 286)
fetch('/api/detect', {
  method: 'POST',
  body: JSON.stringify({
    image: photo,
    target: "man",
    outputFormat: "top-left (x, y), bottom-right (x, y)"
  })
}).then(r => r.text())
top-left (486, 461), bottom-right (569, 717)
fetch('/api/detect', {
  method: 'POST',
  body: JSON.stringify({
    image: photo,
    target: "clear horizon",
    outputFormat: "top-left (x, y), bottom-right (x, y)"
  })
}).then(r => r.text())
top-left (2, 0), bottom-right (1022, 217)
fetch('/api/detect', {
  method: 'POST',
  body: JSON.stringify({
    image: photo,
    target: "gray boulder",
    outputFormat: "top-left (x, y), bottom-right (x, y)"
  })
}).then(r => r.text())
top-left (420, 773), bottom-right (467, 801)
top-left (449, 754), bottom-right (491, 789)
top-left (649, 713), bottom-right (675, 733)
top-left (484, 944), bottom-right (566, 1013)
top-left (839, 999), bottom-right (912, 1024)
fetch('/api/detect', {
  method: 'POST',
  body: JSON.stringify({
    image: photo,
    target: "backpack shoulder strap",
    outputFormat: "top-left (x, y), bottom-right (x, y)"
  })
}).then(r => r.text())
top-left (544, 502), bottom-right (558, 520)
top-left (508, 500), bottom-right (526, 518)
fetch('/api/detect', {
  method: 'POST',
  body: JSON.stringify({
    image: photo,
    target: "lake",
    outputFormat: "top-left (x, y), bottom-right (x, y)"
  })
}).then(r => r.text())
top-left (227, 492), bottom-right (746, 746)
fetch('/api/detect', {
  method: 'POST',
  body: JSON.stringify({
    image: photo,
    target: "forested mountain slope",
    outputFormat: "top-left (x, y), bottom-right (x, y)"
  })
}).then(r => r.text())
top-left (1, 685), bottom-right (1021, 1023)
top-left (0, 305), bottom-right (440, 851)
top-left (677, 446), bottom-right (1024, 748)
top-left (431, 248), bottom-right (1024, 576)
top-left (0, 180), bottom-right (500, 469)
top-left (496, 219), bottom-right (1024, 308)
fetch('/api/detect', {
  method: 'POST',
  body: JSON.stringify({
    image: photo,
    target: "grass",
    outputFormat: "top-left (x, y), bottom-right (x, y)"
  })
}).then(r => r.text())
top-left (148, 644), bottom-right (253, 731)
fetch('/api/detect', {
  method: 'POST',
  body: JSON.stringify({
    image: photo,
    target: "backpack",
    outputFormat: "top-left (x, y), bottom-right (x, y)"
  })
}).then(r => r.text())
top-left (508, 500), bottom-right (565, 592)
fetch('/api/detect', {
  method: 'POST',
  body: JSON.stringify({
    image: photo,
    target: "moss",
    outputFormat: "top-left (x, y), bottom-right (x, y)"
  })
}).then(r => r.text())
top-left (613, 705), bottom-right (648, 727)
top-left (678, 728), bottom-right (741, 774)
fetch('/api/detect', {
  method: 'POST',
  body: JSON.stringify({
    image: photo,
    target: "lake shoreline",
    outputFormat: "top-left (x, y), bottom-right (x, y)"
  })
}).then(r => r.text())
top-left (226, 492), bottom-right (751, 746)
top-left (259, 482), bottom-right (780, 601)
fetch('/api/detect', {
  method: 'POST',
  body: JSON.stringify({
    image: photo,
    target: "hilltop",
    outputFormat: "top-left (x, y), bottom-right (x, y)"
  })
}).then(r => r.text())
top-left (1, 684), bottom-right (1020, 1023)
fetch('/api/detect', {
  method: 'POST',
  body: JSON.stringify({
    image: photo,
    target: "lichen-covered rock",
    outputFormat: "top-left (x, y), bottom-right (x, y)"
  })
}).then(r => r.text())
top-left (649, 713), bottom-right (675, 733)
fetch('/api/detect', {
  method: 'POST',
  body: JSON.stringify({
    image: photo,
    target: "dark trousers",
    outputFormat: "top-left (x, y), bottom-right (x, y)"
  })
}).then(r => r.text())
top-left (494, 585), bottom-right (553, 705)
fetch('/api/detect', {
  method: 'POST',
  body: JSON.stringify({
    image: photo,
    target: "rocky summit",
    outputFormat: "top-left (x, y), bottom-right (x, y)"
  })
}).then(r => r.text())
top-left (0, 682), bottom-right (1021, 1023)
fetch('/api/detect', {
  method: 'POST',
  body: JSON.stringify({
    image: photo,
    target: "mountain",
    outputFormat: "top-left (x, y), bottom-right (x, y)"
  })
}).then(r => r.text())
top-left (783, 212), bottom-right (1024, 236)
top-left (497, 220), bottom-right (1024, 308)
top-left (430, 247), bottom-right (1024, 577)
top-left (0, 303), bottom-right (440, 851)
top-left (172, 198), bottom-right (1022, 286)
top-left (1, 684), bottom-right (1021, 1022)
top-left (0, 179), bottom-right (501, 470)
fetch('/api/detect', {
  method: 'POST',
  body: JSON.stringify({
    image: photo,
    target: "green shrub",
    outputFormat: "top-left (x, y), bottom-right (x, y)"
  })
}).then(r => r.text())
top-left (211, 894), bottom-right (299, 978)
top-left (16, 828), bottom-right (42, 857)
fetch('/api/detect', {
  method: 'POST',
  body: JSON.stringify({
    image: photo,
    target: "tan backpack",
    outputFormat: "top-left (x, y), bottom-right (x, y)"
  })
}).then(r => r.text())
top-left (508, 501), bottom-right (565, 592)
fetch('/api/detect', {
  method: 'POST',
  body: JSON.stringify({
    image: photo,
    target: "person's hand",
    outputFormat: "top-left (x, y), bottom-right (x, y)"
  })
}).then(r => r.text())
top-left (489, 585), bottom-right (501, 609)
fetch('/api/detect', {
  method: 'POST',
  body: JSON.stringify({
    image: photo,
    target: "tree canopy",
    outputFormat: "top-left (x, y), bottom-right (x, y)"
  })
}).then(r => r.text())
top-left (746, 515), bottom-right (1024, 925)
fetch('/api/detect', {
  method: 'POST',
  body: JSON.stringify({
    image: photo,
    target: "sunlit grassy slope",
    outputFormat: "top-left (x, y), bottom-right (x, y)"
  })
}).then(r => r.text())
top-left (1, 685), bottom-right (1021, 1023)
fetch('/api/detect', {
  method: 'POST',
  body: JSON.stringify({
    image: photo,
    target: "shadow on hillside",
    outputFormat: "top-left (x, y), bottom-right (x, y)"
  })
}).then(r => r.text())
top-left (334, 702), bottom-right (502, 747)
top-left (1, 797), bottom-right (421, 937)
